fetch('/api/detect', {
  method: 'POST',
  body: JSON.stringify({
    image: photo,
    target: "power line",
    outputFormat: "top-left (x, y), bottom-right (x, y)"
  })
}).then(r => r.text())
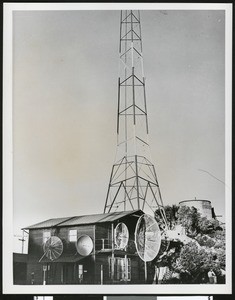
top-left (198, 169), bottom-right (229, 188)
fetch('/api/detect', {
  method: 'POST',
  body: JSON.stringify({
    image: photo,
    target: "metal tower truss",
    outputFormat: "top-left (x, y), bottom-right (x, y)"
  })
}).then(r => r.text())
top-left (104, 10), bottom-right (167, 227)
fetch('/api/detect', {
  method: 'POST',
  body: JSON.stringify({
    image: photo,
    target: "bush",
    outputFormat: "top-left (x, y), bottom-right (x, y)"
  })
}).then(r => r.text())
top-left (171, 240), bottom-right (225, 283)
top-left (154, 205), bottom-right (226, 283)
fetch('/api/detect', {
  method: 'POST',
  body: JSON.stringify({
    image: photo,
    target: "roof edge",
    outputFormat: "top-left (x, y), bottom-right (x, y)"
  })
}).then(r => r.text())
top-left (22, 209), bottom-right (143, 230)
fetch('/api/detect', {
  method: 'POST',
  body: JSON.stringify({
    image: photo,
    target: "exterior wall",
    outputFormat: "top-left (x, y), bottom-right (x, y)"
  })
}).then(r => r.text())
top-left (179, 199), bottom-right (213, 219)
top-left (93, 217), bottom-right (146, 284)
top-left (28, 224), bottom-right (95, 262)
top-left (26, 224), bottom-right (96, 284)
top-left (94, 253), bottom-right (146, 284)
top-left (131, 256), bottom-right (145, 283)
top-left (13, 253), bottom-right (28, 284)
top-left (27, 262), bottom-right (43, 284)
top-left (59, 225), bottom-right (95, 255)
top-left (95, 223), bottom-right (112, 250)
top-left (25, 253), bottom-right (147, 284)
top-left (22, 212), bottom-right (149, 284)
top-left (22, 253), bottom-right (149, 285)
top-left (13, 262), bottom-right (27, 284)
top-left (26, 258), bottom-right (95, 285)
top-left (94, 254), bottom-right (111, 284)
top-left (95, 214), bottom-right (141, 254)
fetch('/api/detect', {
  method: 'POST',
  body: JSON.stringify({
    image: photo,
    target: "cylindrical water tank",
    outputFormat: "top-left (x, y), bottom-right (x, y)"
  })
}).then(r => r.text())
top-left (179, 199), bottom-right (213, 219)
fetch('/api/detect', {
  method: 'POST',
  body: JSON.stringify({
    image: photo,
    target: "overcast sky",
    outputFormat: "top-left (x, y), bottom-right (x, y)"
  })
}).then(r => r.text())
top-left (12, 9), bottom-right (227, 251)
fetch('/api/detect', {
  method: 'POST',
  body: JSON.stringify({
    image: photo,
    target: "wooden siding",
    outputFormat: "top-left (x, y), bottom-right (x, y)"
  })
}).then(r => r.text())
top-left (95, 223), bottom-right (112, 250)
top-left (27, 263), bottom-right (43, 284)
top-left (95, 216), bottom-right (139, 255)
top-left (94, 254), bottom-right (110, 284)
top-left (13, 262), bottom-right (27, 285)
top-left (28, 225), bottom-right (95, 262)
top-left (22, 213), bottom-right (150, 284)
top-left (59, 225), bottom-right (95, 255)
top-left (94, 253), bottom-right (146, 284)
top-left (26, 256), bottom-right (96, 284)
top-left (25, 252), bottom-right (147, 284)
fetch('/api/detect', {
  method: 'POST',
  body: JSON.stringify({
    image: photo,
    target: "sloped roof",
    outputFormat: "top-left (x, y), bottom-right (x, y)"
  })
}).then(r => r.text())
top-left (23, 217), bottom-right (70, 230)
top-left (23, 210), bottom-right (143, 230)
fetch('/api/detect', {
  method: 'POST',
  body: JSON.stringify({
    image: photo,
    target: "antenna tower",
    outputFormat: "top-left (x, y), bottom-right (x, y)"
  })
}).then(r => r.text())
top-left (104, 10), bottom-right (166, 225)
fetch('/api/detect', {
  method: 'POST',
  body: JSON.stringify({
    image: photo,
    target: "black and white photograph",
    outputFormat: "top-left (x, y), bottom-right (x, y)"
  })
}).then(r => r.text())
top-left (3, 2), bottom-right (232, 295)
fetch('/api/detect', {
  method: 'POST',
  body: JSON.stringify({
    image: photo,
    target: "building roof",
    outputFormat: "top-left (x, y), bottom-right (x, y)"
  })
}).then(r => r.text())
top-left (23, 210), bottom-right (143, 230)
top-left (179, 199), bottom-right (211, 204)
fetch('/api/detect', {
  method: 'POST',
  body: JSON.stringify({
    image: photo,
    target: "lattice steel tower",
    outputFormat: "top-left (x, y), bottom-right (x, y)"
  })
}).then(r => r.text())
top-left (104, 10), bottom-right (166, 223)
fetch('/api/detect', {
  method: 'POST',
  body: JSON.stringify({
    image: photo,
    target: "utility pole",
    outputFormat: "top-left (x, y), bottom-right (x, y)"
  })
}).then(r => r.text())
top-left (104, 10), bottom-right (167, 226)
top-left (18, 230), bottom-right (26, 253)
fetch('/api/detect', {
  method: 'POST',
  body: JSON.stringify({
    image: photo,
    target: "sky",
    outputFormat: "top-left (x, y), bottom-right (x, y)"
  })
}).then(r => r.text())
top-left (12, 8), bottom-right (227, 252)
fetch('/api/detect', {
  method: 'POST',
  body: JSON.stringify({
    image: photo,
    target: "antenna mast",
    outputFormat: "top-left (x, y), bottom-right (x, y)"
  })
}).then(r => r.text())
top-left (104, 10), bottom-right (167, 224)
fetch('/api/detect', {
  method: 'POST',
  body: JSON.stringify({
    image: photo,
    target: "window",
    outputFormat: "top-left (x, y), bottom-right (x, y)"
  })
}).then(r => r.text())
top-left (78, 264), bottom-right (83, 283)
top-left (69, 229), bottom-right (77, 242)
top-left (109, 256), bottom-right (131, 282)
top-left (43, 231), bottom-right (51, 243)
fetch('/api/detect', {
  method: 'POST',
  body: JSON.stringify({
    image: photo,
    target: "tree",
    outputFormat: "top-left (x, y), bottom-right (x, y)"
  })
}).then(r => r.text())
top-left (154, 204), bottom-right (226, 283)
top-left (155, 205), bottom-right (179, 230)
top-left (171, 241), bottom-right (224, 283)
top-left (177, 206), bottom-right (201, 237)
top-left (155, 240), bottom-right (183, 268)
top-left (197, 216), bottom-right (221, 234)
top-left (196, 234), bottom-right (216, 248)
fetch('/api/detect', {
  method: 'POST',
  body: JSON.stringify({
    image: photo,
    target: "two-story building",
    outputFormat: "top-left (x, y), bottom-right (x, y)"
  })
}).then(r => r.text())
top-left (20, 210), bottom-right (161, 285)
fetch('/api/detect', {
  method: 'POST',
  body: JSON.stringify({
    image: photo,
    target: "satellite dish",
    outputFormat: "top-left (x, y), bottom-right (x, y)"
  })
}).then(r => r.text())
top-left (43, 236), bottom-right (63, 261)
top-left (76, 235), bottom-right (93, 256)
top-left (114, 222), bottom-right (129, 249)
top-left (134, 214), bottom-right (161, 262)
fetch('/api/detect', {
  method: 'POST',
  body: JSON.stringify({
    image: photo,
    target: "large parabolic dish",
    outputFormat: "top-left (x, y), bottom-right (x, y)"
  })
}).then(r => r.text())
top-left (114, 222), bottom-right (129, 249)
top-left (134, 214), bottom-right (161, 262)
top-left (76, 235), bottom-right (94, 256)
top-left (43, 236), bottom-right (63, 261)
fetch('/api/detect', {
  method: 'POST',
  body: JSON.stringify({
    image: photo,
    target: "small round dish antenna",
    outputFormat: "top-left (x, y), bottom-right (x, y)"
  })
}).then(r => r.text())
top-left (76, 235), bottom-right (93, 256)
top-left (43, 236), bottom-right (63, 261)
top-left (114, 222), bottom-right (129, 249)
top-left (134, 214), bottom-right (161, 262)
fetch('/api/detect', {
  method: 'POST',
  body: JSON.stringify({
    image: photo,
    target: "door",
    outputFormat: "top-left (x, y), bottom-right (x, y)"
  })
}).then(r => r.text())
top-left (109, 256), bottom-right (131, 282)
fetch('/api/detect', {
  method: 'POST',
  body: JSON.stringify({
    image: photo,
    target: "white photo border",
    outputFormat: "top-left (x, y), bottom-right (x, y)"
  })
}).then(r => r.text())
top-left (3, 2), bottom-right (232, 295)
